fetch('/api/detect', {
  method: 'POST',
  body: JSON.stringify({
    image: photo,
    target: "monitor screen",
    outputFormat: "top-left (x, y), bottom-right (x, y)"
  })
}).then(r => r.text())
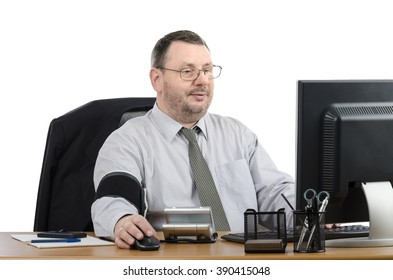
top-left (296, 80), bottom-right (393, 247)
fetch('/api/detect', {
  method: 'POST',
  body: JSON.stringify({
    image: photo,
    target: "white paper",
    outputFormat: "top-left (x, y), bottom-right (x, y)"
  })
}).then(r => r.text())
top-left (11, 234), bottom-right (114, 249)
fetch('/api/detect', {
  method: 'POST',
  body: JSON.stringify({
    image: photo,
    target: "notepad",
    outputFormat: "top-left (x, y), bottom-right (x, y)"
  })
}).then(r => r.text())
top-left (11, 234), bottom-right (115, 249)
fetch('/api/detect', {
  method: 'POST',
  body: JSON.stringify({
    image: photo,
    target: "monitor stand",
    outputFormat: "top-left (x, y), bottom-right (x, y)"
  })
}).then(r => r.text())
top-left (326, 181), bottom-right (393, 247)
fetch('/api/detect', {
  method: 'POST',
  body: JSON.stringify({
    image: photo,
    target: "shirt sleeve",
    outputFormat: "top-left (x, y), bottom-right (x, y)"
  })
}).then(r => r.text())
top-left (91, 127), bottom-right (145, 238)
top-left (91, 197), bottom-right (139, 239)
top-left (247, 131), bottom-right (296, 228)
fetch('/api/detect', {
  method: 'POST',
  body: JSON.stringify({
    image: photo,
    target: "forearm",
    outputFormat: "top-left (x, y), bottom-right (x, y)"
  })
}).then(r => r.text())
top-left (91, 196), bottom-right (138, 239)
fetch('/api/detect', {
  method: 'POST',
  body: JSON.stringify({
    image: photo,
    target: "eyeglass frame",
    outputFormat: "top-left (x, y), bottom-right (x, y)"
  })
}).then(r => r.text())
top-left (156, 65), bottom-right (222, 81)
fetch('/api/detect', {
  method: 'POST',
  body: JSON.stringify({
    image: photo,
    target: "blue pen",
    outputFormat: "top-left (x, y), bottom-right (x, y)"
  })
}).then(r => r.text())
top-left (31, 238), bottom-right (81, 243)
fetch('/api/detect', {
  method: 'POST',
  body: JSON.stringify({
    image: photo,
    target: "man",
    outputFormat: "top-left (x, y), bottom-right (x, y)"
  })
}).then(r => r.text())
top-left (92, 30), bottom-right (295, 249)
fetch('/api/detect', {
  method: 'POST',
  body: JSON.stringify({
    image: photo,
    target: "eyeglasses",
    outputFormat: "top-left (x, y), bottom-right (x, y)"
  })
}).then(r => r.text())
top-left (157, 65), bottom-right (222, 81)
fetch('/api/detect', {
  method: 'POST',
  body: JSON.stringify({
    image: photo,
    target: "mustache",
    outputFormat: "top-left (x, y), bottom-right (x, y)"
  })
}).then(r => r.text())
top-left (188, 87), bottom-right (209, 95)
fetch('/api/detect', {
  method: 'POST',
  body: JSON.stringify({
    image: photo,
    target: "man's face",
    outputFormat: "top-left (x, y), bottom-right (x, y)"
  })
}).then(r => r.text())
top-left (153, 41), bottom-right (215, 126)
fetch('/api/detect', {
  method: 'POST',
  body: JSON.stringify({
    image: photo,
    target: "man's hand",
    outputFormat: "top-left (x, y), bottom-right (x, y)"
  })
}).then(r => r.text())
top-left (114, 214), bottom-right (158, 249)
top-left (325, 224), bottom-right (341, 229)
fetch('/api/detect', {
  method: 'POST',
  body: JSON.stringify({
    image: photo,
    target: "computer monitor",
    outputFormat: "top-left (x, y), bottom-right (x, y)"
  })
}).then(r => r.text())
top-left (296, 80), bottom-right (393, 247)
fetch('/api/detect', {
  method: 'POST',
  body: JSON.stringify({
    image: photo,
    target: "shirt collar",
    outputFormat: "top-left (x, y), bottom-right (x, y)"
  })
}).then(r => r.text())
top-left (193, 118), bottom-right (208, 140)
top-left (150, 103), bottom-right (208, 141)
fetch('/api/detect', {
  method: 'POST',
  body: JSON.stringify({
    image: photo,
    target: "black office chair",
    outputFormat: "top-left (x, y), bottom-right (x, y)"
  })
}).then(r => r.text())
top-left (33, 97), bottom-right (156, 231)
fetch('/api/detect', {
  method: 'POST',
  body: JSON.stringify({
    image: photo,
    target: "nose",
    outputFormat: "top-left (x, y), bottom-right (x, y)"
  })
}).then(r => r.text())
top-left (194, 70), bottom-right (210, 85)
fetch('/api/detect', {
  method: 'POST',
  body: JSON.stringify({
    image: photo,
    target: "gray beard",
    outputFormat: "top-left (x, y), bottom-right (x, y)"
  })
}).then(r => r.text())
top-left (169, 103), bottom-right (208, 125)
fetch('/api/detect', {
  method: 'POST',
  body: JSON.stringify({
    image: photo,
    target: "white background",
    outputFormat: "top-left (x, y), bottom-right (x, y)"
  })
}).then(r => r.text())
top-left (1, 0), bottom-right (393, 232)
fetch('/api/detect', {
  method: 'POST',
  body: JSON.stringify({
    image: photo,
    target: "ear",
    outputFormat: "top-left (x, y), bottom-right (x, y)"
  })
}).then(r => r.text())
top-left (150, 68), bottom-right (162, 93)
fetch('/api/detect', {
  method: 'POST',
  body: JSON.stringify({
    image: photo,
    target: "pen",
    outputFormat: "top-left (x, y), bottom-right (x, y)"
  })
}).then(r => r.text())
top-left (30, 238), bottom-right (81, 243)
top-left (305, 197), bottom-right (329, 251)
top-left (281, 193), bottom-right (295, 210)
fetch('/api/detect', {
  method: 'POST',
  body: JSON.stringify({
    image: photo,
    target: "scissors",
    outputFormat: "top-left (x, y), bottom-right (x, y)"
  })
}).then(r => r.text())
top-left (303, 189), bottom-right (330, 211)
top-left (296, 188), bottom-right (330, 251)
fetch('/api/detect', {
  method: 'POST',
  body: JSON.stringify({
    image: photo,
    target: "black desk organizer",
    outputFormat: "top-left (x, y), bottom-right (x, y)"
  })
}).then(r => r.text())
top-left (292, 210), bottom-right (326, 253)
top-left (243, 208), bottom-right (287, 253)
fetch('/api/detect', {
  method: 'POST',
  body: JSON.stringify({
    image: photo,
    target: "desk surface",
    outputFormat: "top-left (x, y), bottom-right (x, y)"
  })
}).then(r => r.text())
top-left (1, 232), bottom-right (393, 260)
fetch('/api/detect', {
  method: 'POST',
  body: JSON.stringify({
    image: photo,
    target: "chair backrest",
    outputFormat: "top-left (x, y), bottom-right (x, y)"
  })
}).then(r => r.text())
top-left (33, 97), bottom-right (156, 231)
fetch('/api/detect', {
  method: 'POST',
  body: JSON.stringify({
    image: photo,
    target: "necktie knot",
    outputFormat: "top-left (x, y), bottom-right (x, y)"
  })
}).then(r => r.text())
top-left (180, 127), bottom-right (198, 143)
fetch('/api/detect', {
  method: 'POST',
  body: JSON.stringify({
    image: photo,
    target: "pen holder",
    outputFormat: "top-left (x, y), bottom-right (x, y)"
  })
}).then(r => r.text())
top-left (293, 210), bottom-right (326, 253)
top-left (243, 208), bottom-right (287, 253)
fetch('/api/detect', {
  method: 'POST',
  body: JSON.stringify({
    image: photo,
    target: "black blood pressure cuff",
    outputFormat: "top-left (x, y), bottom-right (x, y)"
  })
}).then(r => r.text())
top-left (95, 172), bottom-right (145, 215)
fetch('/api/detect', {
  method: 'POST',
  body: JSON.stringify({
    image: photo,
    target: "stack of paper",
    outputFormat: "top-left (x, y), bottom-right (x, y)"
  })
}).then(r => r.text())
top-left (11, 234), bottom-right (115, 249)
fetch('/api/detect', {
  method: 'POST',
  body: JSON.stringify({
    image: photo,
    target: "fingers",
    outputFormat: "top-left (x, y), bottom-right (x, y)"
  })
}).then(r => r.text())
top-left (114, 214), bottom-right (157, 249)
top-left (324, 223), bottom-right (341, 229)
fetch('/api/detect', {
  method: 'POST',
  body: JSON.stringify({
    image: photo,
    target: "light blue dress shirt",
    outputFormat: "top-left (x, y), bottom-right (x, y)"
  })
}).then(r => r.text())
top-left (92, 104), bottom-right (295, 238)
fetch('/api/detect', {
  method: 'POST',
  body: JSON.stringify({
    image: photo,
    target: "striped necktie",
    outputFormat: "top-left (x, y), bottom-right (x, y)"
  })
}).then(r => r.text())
top-left (180, 127), bottom-right (230, 231)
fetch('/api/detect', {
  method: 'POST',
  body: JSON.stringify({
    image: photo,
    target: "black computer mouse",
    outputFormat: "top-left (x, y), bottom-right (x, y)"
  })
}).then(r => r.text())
top-left (132, 235), bottom-right (160, 251)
